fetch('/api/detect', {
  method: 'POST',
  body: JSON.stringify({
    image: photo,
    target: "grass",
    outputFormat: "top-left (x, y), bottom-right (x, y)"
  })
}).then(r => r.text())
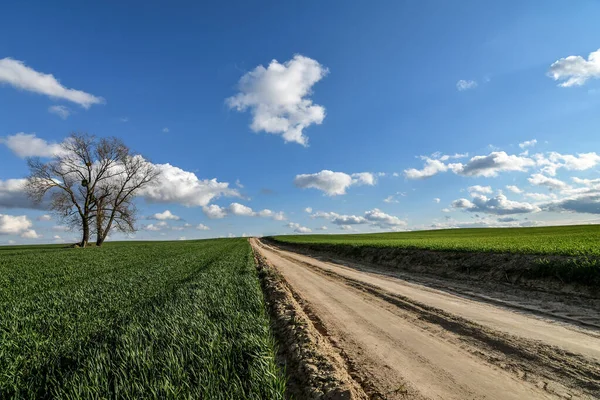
top-left (272, 225), bottom-right (600, 257)
top-left (0, 238), bottom-right (285, 399)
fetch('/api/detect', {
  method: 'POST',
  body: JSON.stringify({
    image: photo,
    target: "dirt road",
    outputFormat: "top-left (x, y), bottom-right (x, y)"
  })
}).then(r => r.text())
top-left (251, 239), bottom-right (600, 399)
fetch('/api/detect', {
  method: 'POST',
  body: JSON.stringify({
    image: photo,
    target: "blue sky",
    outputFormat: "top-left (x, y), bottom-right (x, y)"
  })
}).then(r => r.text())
top-left (2, 0), bottom-right (600, 243)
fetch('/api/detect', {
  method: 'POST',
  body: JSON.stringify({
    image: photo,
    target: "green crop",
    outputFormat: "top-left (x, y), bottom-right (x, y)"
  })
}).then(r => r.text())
top-left (272, 225), bottom-right (600, 257)
top-left (0, 238), bottom-right (285, 399)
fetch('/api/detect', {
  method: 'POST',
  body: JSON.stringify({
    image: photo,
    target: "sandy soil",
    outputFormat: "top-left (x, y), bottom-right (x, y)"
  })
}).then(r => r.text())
top-left (251, 239), bottom-right (600, 400)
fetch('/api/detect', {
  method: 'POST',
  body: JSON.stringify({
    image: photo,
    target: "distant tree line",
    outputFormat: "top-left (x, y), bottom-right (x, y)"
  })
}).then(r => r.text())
top-left (26, 133), bottom-right (159, 247)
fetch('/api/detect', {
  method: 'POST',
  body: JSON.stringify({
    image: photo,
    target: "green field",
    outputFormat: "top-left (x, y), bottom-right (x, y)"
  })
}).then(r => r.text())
top-left (0, 239), bottom-right (285, 399)
top-left (272, 225), bottom-right (600, 257)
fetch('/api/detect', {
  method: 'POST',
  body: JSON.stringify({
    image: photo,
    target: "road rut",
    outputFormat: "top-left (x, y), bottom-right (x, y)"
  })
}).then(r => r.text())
top-left (251, 239), bottom-right (600, 399)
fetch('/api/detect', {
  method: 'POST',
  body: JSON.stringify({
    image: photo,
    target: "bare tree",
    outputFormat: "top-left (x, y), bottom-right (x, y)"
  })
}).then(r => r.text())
top-left (93, 154), bottom-right (159, 246)
top-left (25, 133), bottom-right (159, 247)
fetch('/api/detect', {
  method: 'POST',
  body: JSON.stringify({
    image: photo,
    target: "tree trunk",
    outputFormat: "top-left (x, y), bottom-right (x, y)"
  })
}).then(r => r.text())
top-left (96, 237), bottom-right (105, 247)
top-left (80, 219), bottom-right (90, 247)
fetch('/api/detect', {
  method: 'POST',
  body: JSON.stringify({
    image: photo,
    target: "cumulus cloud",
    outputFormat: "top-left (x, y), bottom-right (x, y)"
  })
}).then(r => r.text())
top-left (506, 185), bottom-right (523, 194)
top-left (456, 80), bottom-right (477, 91)
top-left (0, 179), bottom-right (43, 209)
top-left (0, 58), bottom-right (104, 108)
top-left (405, 151), bottom-right (534, 179)
top-left (404, 158), bottom-right (451, 179)
top-left (202, 204), bottom-right (227, 219)
top-left (294, 170), bottom-right (375, 196)
top-left (304, 207), bottom-right (313, 213)
top-left (203, 203), bottom-right (285, 220)
top-left (546, 194), bottom-right (600, 214)
top-left (528, 173), bottom-right (569, 190)
top-left (226, 55), bottom-right (328, 145)
top-left (311, 208), bottom-right (406, 230)
top-left (451, 194), bottom-right (540, 215)
top-left (364, 208), bottom-right (407, 228)
top-left (140, 163), bottom-right (240, 207)
top-left (257, 209), bottom-right (286, 221)
top-left (287, 222), bottom-right (312, 233)
top-left (433, 198), bottom-right (441, 203)
top-left (0, 133), bottom-right (68, 158)
top-left (534, 152), bottom-right (600, 176)
top-left (0, 214), bottom-right (32, 235)
top-left (151, 210), bottom-right (180, 220)
top-left (519, 139), bottom-right (537, 149)
top-left (37, 214), bottom-right (52, 221)
top-left (48, 105), bottom-right (71, 119)
top-left (20, 229), bottom-right (40, 239)
top-left (196, 224), bottom-right (210, 230)
top-left (548, 48), bottom-right (600, 87)
top-left (468, 185), bottom-right (493, 194)
top-left (229, 202), bottom-right (255, 216)
top-left (457, 152), bottom-right (535, 177)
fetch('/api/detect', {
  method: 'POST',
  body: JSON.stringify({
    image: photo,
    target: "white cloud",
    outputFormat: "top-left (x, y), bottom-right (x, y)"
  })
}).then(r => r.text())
top-left (287, 222), bottom-right (312, 233)
top-left (545, 194), bottom-right (600, 214)
top-left (235, 179), bottom-right (244, 188)
top-left (48, 105), bottom-right (71, 119)
top-left (519, 139), bottom-right (537, 149)
top-left (257, 209), bottom-right (286, 221)
top-left (0, 133), bottom-right (68, 158)
top-left (37, 214), bottom-right (52, 221)
top-left (534, 152), bottom-right (600, 176)
top-left (405, 151), bottom-right (534, 179)
top-left (151, 210), bottom-right (180, 220)
top-left (506, 185), bottom-right (523, 194)
top-left (294, 170), bottom-right (375, 196)
top-left (20, 229), bottom-right (40, 239)
top-left (451, 194), bottom-right (540, 215)
top-left (456, 80), bottom-right (477, 91)
top-left (548, 48), bottom-right (600, 87)
top-left (162, 128), bottom-right (169, 133)
top-left (404, 158), bottom-right (450, 179)
top-left (120, 117), bottom-right (129, 123)
top-left (316, 226), bottom-right (328, 230)
top-left (203, 202), bottom-right (285, 220)
top-left (140, 163), bottom-right (240, 207)
top-left (0, 179), bottom-right (42, 209)
top-left (528, 173), bottom-right (569, 190)
top-left (331, 214), bottom-right (367, 225)
top-left (364, 208), bottom-right (407, 228)
top-left (52, 225), bottom-right (70, 232)
top-left (304, 207), bottom-right (313, 213)
top-left (433, 198), bottom-right (441, 203)
top-left (0, 214), bottom-right (32, 235)
top-left (468, 185), bottom-right (493, 194)
top-left (226, 55), bottom-right (328, 146)
top-left (229, 202), bottom-right (255, 216)
top-left (202, 204), bottom-right (227, 219)
top-left (144, 223), bottom-right (163, 231)
top-left (0, 58), bottom-right (104, 108)
top-left (311, 208), bottom-right (406, 230)
top-left (456, 152), bottom-right (535, 177)
top-left (351, 172), bottom-right (375, 186)
top-left (196, 224), bottom-right (210, 231)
